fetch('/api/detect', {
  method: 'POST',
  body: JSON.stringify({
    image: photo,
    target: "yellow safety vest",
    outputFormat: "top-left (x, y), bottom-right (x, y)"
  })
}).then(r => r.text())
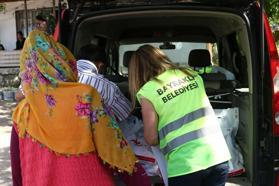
top-left (137, 69), bottom-right (230, 178)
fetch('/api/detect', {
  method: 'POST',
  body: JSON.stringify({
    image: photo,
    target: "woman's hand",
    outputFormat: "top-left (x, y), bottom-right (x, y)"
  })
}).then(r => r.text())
top-left (15, 89), bottom-right (25, 102)
top-left (140, 98), bottom-right (159, 146)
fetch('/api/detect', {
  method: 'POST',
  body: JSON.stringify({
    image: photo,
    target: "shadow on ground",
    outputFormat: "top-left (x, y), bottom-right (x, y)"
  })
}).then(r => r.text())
top-left (0, 146), bottom-right (12, 186)
top-left (0, 101), bottom-right (16, 127)
top-left (0, 101), bottom-right (15, 186)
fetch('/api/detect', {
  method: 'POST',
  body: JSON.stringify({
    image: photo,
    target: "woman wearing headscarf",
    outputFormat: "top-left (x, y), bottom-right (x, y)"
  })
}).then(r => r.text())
top-left (11, 29), bottom-right (136, 186)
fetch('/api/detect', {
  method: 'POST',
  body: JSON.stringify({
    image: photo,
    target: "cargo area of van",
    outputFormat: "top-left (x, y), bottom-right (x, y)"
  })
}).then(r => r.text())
top-left (68, 0), bottom-right (278, 184)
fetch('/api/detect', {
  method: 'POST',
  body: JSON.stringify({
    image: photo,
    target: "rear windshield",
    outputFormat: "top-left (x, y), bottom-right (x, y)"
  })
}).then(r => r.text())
top-left (118, 42), bottom-right (217, 75)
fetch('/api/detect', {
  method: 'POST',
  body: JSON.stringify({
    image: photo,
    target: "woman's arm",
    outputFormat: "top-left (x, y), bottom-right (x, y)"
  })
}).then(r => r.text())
top-left (140, 98), bottom-right (159, 146)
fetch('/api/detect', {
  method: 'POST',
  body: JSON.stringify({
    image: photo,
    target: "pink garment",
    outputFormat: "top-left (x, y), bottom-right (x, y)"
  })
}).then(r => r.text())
top-left (10, 126), bottom-right (22, 186)
top-left (120, 163), bottom-right (152, 186)
top-left (19, 135), bottom-right (115, 186)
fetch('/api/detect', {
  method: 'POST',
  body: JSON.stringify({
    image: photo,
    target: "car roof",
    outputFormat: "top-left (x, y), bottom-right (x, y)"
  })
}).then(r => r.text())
top-left (67, 0), bottom-right (257, 15)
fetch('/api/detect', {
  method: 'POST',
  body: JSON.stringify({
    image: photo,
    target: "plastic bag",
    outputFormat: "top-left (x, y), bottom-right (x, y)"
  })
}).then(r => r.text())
top-left (214, 108), bottom-right (245, 176)
top-left (118, 116), bottom-right (160, 177)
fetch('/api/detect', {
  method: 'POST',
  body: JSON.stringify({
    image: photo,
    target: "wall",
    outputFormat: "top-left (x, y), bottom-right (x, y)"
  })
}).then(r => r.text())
top-left (0, 15), bottom-right (17, 51)
top-left (0, 0), bottom-right (57, 51)
top-left (0, 67), bottom-right (19, 88)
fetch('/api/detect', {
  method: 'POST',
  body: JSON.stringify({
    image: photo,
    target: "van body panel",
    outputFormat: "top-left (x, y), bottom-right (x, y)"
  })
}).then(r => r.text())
top-left (67, 0), bottom-right (257, 12)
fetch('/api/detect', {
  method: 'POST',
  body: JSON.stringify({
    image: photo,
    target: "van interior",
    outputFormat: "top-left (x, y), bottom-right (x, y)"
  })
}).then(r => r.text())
top-left (73, 10), bottom-right (255, 185)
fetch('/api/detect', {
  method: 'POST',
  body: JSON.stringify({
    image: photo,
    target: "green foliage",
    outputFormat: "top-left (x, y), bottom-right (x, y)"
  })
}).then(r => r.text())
top-left (0, 3), bottom-right (6, 13)
top-left (265, 0), bottom-right (279, 24)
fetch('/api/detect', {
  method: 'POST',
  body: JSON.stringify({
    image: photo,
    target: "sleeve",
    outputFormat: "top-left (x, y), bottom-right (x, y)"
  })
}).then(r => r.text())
top-left (110, 85), bottom-right (132, 122)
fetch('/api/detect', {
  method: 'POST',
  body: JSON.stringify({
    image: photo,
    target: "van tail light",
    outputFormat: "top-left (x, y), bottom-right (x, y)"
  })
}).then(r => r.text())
top-left (265, 14), bottom-right (279, 135)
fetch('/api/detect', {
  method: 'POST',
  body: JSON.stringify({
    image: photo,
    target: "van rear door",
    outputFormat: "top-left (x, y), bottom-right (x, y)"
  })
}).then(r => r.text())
top-left (262, 11), bottom-right (279, 186)
top-left (240, 1), bottom-right (279, 185)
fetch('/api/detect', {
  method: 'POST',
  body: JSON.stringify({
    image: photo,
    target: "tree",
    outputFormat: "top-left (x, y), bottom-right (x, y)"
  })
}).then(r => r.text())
top-left (265, 0), bottom-right (279, 25)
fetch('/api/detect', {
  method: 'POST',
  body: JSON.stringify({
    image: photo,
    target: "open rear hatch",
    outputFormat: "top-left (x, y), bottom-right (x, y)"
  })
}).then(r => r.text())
top-left (66, 0), bottom-right (256, 17)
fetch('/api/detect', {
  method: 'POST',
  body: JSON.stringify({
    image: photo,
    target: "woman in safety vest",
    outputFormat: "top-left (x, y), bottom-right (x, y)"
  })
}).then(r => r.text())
top-left (128, 45), bottom-right (231, 186)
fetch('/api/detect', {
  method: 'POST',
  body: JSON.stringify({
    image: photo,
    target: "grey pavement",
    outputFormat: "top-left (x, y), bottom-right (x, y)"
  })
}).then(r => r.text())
top-left (0, 101), bottom-right (16, 186)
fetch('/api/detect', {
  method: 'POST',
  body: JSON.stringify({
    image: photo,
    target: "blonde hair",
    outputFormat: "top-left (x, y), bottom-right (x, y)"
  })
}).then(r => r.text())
top-left (128, 44), bottom-right (192, 109)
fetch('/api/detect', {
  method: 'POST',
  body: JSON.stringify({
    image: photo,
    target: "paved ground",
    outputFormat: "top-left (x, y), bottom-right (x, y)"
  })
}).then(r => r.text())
top-left (0, 101), bottom-right (16, 186)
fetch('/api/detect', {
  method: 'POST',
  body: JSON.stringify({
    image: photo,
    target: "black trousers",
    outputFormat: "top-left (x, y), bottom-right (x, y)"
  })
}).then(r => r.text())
top-left (168, 162), bottom-right (229, 186)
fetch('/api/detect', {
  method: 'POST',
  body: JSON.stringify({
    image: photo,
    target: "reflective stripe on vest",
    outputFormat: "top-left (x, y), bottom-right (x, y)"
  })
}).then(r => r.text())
top-left (158, 106), bottom-right (213, 140)
top-left (161, 125), bottom-right (219, 155)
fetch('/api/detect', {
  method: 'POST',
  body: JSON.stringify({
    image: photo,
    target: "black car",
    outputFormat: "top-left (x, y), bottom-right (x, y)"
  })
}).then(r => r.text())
top-left (62, 0), bottom-right (279, 185)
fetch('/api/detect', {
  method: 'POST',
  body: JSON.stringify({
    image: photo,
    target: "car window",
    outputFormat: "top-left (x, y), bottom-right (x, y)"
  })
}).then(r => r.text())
top-left (209, 43), bottom-right (219, 66)
top-left (118, 42), bottom-right (213, 75)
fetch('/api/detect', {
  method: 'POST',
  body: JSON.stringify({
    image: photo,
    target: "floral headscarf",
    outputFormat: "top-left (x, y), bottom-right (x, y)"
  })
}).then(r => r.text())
top-left (12, 30), bottom-right (136, 173)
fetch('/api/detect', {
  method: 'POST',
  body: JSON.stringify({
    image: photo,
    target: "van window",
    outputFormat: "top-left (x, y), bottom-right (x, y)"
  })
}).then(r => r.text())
top-left (209, 43), bottom-right (219, 66)
top-left (118, 42), bottom-right (214, 75)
